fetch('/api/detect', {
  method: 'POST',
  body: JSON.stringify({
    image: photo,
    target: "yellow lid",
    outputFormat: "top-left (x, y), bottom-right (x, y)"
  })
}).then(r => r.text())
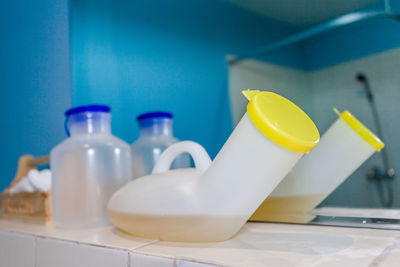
top-left (242, 90), bottom-right (320, 153)
top-left (334, 108), bottom-right (384, 151)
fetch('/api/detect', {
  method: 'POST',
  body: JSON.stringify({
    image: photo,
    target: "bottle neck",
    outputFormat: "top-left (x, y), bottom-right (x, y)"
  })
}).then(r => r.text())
top-left (67, 112), bottom-right (111, 136)
top-left (139, 118), bottom-right (173, 137)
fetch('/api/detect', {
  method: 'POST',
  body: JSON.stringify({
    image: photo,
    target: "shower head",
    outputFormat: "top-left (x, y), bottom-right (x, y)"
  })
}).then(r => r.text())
top-left (356, 73), bottom-right (367, 82)
top-left (356, 73), bottom-right (373, 101)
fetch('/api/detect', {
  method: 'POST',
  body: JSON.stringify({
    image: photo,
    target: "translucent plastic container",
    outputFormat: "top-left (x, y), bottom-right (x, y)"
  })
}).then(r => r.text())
top-left (50, 105), bottom-right (133, 228)
top-left (107, 91), bottom-right (320, 242)
top-left (131, 112), bottom-right (191, 178)
top-left (251, 108), bottom-right (385, 223)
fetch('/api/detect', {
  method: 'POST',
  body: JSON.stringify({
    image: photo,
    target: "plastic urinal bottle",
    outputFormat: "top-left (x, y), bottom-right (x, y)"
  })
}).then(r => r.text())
top-left (50, 105), bottom-right (133, 228)
top-left (251, 108), bottom-right (385, 223)
top-left (131, 111), bottom-right (191, 178)
top-left (107, 91), bottom-right (320, 242)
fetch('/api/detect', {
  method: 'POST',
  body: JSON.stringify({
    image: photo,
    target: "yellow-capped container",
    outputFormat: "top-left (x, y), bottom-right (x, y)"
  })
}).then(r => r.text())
top-left (243, 90), bottom-right (319, 153)
top-left (107, 90), bottom-right (320, 242)
top-left (206, 89), bottom-right (320, 226)
top-left (333, 108), bottom-right (384, 151)
top-left (250, 108), bottom-right (384, 223)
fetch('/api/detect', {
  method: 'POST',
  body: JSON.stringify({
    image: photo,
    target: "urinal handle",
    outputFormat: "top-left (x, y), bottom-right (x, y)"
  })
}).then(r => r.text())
top-left (152, 141), bottom-right (212, 174)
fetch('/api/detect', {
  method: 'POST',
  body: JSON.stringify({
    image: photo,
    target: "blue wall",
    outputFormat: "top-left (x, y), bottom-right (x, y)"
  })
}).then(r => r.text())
top-left (0, 0), bottom-right (72, 190)
top-left (70, 0), bottom-right (302, 158)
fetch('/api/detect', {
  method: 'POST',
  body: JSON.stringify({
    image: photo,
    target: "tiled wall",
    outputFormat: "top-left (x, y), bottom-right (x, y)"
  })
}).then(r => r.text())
top-left (229, 47), bottom-right (400, 208)
top-left (0, 231), bottom-right (35, 266)
top-left (310, 47), bottom-right (400, 208)
top-left (228, 59), bottom-right (312, 126)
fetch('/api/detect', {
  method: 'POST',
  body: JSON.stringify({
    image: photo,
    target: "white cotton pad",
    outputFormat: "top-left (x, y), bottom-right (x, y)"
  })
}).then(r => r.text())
top-left (28, 169), bottom-right (52, 191)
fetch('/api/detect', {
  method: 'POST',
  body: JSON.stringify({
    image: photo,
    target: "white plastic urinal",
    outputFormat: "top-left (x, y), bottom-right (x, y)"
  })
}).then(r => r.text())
top-left (107, 90), bottom-right (320, 242)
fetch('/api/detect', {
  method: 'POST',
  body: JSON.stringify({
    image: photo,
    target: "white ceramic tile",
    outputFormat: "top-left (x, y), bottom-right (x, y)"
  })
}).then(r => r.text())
top-left (176, 260), bottom-right (218, 267)
top-left (0, 219), bottom-right (94, 242)
top-left (2, 220), bottom-right (400, 267)
top-left (80, 227), bottom-right (155, 250)
top-left (0, 230), bottom-right (35, 267)
top-left (130, 252), bottom-right (175, 267)
top-left (36, 236), bottom-right (128, 267)
top-left (0, 219), bottom-right (153, 249)
top-left (135, 223), bottom-right (400, 267)
top-left (0, 219), bottom-right (55, 236)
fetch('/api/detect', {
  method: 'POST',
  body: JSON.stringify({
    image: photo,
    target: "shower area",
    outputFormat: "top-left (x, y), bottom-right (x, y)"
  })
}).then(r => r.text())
top-left (228, 0), bottom-right (400, 214)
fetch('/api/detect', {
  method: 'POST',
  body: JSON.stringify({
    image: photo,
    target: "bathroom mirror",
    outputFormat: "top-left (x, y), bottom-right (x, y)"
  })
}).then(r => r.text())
top-left (228, 0), bottom-right (400, 228)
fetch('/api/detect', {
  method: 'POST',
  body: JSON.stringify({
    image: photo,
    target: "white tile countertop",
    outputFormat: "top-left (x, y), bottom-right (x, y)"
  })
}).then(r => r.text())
top-left (0, 219), bottom-right (399, 267)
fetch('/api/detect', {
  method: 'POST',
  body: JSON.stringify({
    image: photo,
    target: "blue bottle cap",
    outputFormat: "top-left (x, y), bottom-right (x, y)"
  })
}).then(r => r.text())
top-left (65, 105), bottom-right (111, 117)
top-left (137, 111), bottom-right (173, 121)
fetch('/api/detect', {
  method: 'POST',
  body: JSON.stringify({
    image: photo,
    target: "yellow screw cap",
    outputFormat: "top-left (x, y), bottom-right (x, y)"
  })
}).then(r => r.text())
top-left (242, 90), bottom-right (320, 153)
top-left (334, 108), bottom-right (384, 151)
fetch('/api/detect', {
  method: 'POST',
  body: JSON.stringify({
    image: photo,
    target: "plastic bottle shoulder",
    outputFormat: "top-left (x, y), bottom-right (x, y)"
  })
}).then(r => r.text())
top-left (52, 134), bottom-right (130, 155)
top-left (131, 136), bottom-right (180, 150)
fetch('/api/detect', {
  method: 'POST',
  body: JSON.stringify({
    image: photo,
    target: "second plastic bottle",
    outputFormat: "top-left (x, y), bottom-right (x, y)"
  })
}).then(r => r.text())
top-left (131, 111), bottom-right (191, 178)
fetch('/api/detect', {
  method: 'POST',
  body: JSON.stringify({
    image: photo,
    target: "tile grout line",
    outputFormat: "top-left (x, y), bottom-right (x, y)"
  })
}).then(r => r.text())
top-left (174, 256), bottom-right (229, 267)
top-left (33, 236), bottom-right (38, 267)
top-left (33, 233), bottom-right (140, 257)
top-left (368, 235), bottom-right (400, 267)
top-left (128, 239), bottom-right (167, 266)
top-left (130, 240), bottom-right (159, 251)
top-left (129, 249), bottom-right (179, 266)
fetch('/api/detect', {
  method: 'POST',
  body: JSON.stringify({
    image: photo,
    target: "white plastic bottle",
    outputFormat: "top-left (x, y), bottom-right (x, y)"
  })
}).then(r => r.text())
top-left (131, 111), bottom-right (191, 178)
top-left (50, 105), bottom-right (132, 228)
